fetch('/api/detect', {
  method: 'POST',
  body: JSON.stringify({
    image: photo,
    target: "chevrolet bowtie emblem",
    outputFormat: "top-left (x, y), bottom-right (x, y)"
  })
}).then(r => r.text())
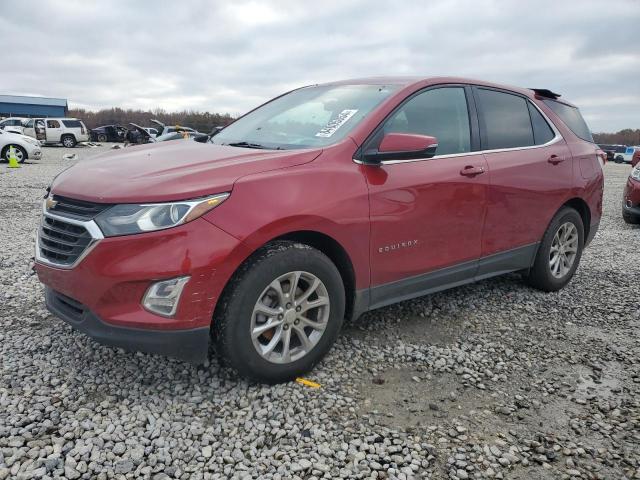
top-left (45, 197), bottom-right (58, 210)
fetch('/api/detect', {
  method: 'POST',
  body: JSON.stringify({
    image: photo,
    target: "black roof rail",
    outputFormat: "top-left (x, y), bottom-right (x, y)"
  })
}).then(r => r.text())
top-left (531, 88), bottom-right (561, 99)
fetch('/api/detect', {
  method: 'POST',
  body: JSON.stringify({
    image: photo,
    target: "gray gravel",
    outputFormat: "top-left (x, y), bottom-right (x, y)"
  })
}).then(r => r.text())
top-left (1, 146), bottom-right (639, 479)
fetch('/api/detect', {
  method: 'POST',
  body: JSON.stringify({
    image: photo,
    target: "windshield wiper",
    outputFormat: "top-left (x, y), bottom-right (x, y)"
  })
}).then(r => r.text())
top-left (224, 141), bottom-right (285, 150)
top-left (225, 141), bottom-right (268, 149)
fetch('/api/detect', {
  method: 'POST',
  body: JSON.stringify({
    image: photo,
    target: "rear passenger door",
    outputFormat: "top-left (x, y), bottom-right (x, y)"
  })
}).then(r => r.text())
top-left (46, 119), bottom-right (63, 142)
top-left (474, 87), bottom-right (572, 275)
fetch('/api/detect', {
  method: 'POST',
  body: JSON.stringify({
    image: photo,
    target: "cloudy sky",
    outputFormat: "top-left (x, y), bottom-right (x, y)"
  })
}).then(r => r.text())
top-left (2, 0), bottom-right (638, 132)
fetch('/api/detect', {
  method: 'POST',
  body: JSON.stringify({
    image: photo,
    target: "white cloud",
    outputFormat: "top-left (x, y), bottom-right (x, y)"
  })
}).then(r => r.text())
top-left (0, 0), bottom-right (638, 131)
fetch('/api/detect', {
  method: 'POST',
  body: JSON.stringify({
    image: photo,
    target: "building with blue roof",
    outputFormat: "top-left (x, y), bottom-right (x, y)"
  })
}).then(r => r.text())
top-left (0, 95), bottom-right (68, 118)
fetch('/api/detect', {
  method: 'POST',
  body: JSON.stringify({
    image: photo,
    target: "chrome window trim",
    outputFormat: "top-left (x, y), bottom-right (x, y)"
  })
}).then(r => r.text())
top-left (35, 201), bottom-right (104, 270)
top-left (353, 95), bottom-right (563, 166)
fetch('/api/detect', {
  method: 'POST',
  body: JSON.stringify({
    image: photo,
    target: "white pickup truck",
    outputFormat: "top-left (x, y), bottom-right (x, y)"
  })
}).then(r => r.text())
top-left (23, 117), bottom-right (89, 147)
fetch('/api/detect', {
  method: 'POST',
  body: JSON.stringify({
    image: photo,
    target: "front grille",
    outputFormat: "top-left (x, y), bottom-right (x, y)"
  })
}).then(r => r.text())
top-left (38, 216), bottom-right (93, 266)
top-left (50, 290), bottom-right (85, 322)
top-left (49, 195), bottom-right (111, 220)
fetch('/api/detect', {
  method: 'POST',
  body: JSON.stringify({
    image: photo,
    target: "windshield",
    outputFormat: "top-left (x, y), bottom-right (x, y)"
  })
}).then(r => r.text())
top-left (212, 84), bottom-right (399, 150)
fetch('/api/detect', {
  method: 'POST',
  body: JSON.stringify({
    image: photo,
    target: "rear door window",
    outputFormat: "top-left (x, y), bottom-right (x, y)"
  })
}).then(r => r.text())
top-left (47, 120), bottom-right (61, 128)
top-left (543, 99), bottom-right (593, 142)
top-left (62, 120), bottom-right (82, 128)
top-left (477, 88), bottom-right (534, 149)
top-left (527, 103), bottom-right (555, 145)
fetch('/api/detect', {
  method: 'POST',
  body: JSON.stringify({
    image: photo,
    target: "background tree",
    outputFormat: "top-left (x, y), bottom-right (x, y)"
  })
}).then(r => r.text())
top-left (68, 108), bottom-right (235, 133)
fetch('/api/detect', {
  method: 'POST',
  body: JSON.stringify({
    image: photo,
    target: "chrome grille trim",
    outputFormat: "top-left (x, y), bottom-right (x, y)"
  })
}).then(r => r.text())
top-left (35, 201), bottom-right (104, 269)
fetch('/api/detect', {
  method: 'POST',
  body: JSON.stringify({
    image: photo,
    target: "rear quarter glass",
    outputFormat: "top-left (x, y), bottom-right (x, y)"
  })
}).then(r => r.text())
top-left (543, 99), bottom-right (593, 143)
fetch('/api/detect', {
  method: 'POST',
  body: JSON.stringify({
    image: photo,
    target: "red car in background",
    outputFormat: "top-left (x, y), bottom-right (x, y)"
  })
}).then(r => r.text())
top-left (623, 164), bottom-right (640, 224)
top-left (34, 77), bottom-right (604, 382)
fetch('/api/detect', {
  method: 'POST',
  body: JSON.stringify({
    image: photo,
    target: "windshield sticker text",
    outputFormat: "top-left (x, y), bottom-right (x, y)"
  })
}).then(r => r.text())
top-left (315, 109), bottom-right (358, 138)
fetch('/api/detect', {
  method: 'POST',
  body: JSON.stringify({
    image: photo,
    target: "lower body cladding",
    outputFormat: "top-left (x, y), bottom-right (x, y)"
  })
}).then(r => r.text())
top-left (35, 217), bottom-right (248, 364)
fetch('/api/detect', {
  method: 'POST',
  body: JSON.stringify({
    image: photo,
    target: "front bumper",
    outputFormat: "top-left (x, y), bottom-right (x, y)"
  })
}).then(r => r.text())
top-left (46, 288), bottom-right (209, 363)
top-left (623, 177), bottom-right (640, 220)
top-left (35, 216), bottom-right (247, 332)
top-left (27, 147), bottom-right (42, 160)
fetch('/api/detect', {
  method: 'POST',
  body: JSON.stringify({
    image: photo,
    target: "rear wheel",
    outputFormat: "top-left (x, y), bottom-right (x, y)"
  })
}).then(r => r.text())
top-left (214, 241), bottom-right (345, 383)
top-left (1, 145), bottom-right (27, 163)
top-left (97, 134), bottom-right (107, 143)
top-left (524, 207), bottom-right (584, 292)
top-left (61, 135), bottom-right (76, 148)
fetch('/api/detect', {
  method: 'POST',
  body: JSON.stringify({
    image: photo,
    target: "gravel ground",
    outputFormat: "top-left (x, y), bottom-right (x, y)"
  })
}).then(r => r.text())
top-left (1, 145), bottom-right (639, 480)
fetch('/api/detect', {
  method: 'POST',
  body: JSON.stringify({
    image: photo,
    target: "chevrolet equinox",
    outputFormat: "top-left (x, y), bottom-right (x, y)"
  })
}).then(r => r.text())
top-left (35, 77), bottom-right (604, 383)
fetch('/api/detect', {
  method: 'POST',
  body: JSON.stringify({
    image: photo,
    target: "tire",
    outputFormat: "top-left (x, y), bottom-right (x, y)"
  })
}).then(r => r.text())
top-left (97, 134), bottom-right (107, 143)
top-left (61, 135), bottom-right (77, 148)
top-left (615, 155), bottom-right (623, 164)
top-left (524, 207), bottom-right (584, 292)
top-left (1, 145), bottom-right (27, 163)
top-left (214, 240), bottom-right (345, 383)
top-left (623, 208), bottom-right (640, 225)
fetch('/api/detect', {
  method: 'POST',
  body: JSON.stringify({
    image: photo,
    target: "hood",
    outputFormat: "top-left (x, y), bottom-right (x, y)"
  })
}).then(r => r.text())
top-left (51, 140), bottom-right (321, 203)
top-left (1, 131), bottom-right (34, 143)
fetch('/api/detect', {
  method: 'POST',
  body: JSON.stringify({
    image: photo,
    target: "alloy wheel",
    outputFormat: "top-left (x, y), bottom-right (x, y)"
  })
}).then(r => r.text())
top-left (250, 271), bottom-right (330, 364)
top-left (5, 146), bottom-right (24, 162)
top-left (549, 222), bottom-right (578, 278)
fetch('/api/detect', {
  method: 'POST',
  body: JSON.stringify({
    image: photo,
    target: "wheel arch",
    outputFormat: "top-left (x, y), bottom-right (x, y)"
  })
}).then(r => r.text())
top-left (275, 230), bottom-right (357, 321)
top-left (562, 197), bottom-right (591, 241)
top-left (214, 228), bottom-right (360, 327)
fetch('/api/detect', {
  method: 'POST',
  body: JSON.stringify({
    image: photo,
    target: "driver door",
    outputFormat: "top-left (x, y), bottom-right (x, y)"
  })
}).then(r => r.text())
top-left (363, 86), bottom-right (488, 307)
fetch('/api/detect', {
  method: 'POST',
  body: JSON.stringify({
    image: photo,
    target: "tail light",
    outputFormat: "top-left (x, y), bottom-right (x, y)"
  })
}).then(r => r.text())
top-left (596, 148), bottom-right (606, 169)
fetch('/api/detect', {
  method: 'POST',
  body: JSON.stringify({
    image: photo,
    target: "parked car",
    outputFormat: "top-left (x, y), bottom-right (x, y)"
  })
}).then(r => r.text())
top-left (0, 128), bottom-right (42, 163)
top-left (23, 118), bottom-right (89, 147)
top-left (34, 77), bottom-right (604, 383)
top-left (0, 117), bottom-right (28, 134)
top-left (90, 124), bottom-right (128, 143)
top-left (613, 145), bottom-right (634, 163)
top-left (623, 164), bottom-right (640, 224)
top-left (150, 119), bottom-right (202, 136)
top-left (597, 144), bottom-right (618, 162)
top-left (126, 123), bottom-right (203, 145)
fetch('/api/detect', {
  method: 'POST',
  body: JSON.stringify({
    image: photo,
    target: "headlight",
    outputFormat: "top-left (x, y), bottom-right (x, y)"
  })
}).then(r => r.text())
top-left (631, 165), bottom-right (640, 181)
top-left (95, 193), bottom-right (229, 237)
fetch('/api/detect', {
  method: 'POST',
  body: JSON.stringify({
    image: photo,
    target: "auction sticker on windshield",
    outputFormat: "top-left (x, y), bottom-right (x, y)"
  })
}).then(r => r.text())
top-left (315, 109), bottom-right (358, 137)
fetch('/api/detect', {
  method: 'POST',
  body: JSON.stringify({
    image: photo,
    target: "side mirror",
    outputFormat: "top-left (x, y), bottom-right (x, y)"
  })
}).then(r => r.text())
top-left (362, 133), bottom-right (438, 164)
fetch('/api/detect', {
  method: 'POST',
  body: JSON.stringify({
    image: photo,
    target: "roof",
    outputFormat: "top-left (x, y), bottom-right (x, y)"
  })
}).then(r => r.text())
top-left (0, 95), bottom-right (67, 107)
top-left (319, 76), bottom-right (562, 101)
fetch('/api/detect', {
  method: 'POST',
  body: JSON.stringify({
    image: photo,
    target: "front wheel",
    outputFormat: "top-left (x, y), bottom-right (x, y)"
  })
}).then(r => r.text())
top-left (2, 145), bottom-right (27, 163)
top-left (524, 207), bottom-right (584, 292)
top-left (97, 134), bottom-right (107, 143)
top-left (214, 241), bottom-right (345, 383)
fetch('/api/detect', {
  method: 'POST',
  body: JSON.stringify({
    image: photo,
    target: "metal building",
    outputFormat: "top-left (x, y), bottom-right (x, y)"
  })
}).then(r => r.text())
top-left (0, 95), bottom-right (68, 118)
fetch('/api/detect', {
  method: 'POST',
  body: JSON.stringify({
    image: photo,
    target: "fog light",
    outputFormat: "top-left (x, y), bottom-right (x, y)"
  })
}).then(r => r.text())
top-left (142, 276), bottom-right (190, 317)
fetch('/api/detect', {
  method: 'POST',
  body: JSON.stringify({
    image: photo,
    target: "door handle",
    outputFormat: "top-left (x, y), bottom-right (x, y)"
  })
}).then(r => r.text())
top-left (460, 165), bottom-right (485, 177)
top-left (547, 154), bottom-right (565, 165)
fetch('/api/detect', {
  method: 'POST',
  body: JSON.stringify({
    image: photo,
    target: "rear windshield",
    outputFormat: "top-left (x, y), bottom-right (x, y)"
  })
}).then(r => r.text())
top-left (62, 120), bottom-right (83, 128)
top-left (543, 100), bottom-right (593, 142)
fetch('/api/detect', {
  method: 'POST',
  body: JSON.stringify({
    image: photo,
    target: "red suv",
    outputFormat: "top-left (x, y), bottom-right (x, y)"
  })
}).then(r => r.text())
top-left (35, 77), bottom-right (604, 382)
